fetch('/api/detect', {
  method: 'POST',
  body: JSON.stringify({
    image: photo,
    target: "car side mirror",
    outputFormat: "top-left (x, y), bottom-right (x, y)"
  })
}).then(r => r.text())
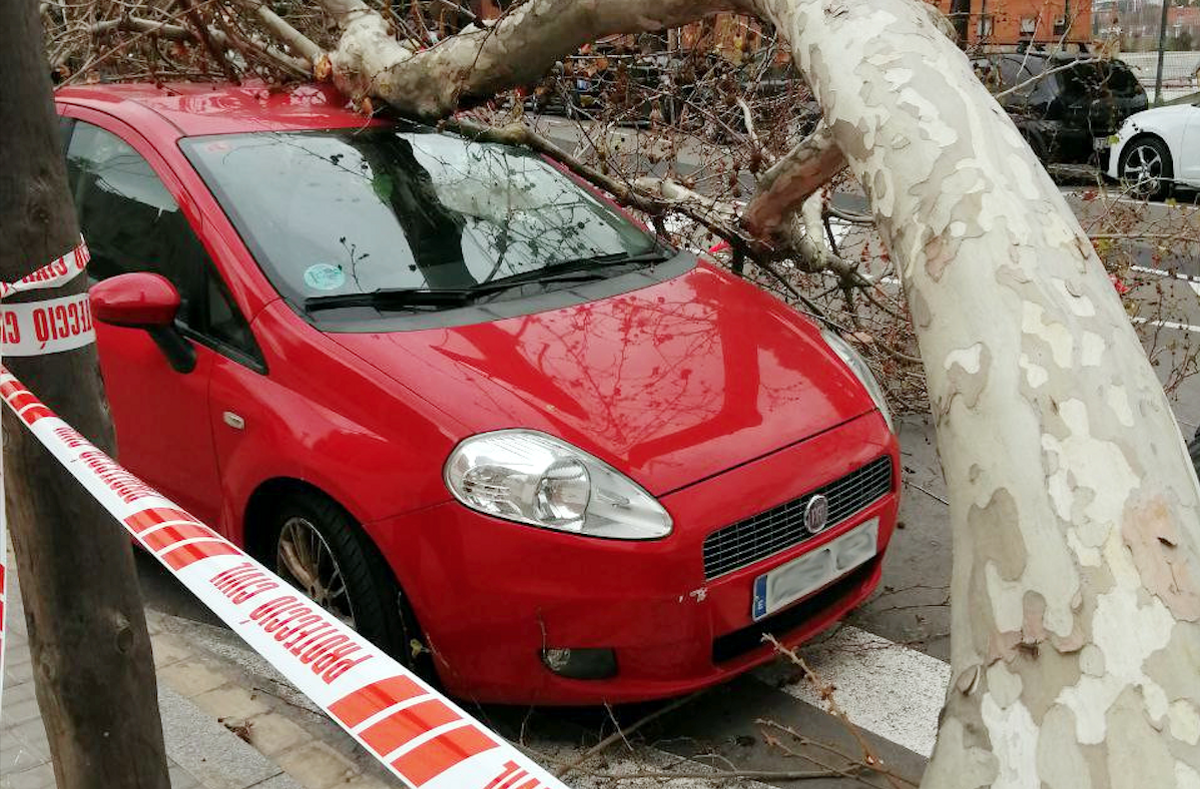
top-left (90, 273), bottom-right (196, 374)
top-left (91, 272), bottom-right (179, 328)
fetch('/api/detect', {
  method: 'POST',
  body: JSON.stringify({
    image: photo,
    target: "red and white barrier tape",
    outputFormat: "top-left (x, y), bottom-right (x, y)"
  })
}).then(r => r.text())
top-left (0, 238), bottom-right (90, 299)
top-left (0, 237), bottom-right (93, 739)
top-left (1, 292), bottom-right (96, 356)
top-left (0, 366), bottom-right (568, 789)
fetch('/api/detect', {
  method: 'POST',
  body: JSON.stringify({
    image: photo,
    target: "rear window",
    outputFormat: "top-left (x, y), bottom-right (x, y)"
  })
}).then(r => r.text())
top-left (1058, 61), bottom-right (1143, 98)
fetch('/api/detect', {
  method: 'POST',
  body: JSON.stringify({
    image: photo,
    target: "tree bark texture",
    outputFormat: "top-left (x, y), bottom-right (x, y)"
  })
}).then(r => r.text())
top-left (0, 2), bottom-right (171, 786)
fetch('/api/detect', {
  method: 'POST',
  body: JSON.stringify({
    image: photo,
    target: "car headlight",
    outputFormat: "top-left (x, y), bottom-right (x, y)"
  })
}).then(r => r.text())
top-left (444, 430), bottom-right (672, 540)
top-left (821, 329), bottom-right (894, 434)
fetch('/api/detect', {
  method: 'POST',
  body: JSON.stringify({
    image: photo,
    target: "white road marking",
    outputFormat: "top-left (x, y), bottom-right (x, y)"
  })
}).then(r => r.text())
top-left (1130, 264), bottom-right (1200, 285)
top-left (754, 625), bottom-right (950, 757)
top-left (1130, 316), bottom-right (1200, 333)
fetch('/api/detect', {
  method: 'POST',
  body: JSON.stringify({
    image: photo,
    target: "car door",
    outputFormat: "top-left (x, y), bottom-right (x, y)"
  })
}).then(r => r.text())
top-left (60, 113), bottom-right (236, 526)
top-left (1181, 107), bottom-right (1200, 186)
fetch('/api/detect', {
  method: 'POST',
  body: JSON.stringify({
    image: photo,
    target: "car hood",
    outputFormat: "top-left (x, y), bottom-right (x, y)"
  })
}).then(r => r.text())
top-left (1126, 104), bottom-right (1198, 126)
top-left (326, 263), bottom-right (876, 495)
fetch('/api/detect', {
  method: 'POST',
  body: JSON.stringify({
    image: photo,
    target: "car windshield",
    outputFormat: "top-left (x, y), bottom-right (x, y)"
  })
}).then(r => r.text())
top-left (181, 127), bottom-right (658, 308)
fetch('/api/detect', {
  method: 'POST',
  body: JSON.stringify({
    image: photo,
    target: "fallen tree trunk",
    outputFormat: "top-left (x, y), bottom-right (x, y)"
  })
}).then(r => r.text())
top-left (748, 0), bottom-right (1200, 785)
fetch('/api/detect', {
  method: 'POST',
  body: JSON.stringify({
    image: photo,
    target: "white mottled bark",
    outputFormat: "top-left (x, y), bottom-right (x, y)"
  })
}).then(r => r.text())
top-left (319, 0), bottom-right (1200, 783)
top-left (747, 0), bottom-right (1200, 785)
top-left (319, 0), bottom-right (737, 118)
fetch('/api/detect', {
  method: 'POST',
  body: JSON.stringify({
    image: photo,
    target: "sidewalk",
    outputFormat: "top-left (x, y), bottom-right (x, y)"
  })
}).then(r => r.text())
top-left (1, 556), bottom-right (393, 789)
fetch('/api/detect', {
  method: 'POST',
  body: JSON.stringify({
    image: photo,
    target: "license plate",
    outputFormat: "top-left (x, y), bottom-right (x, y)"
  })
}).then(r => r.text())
top-left (752, 518), bottom-right (878, 621)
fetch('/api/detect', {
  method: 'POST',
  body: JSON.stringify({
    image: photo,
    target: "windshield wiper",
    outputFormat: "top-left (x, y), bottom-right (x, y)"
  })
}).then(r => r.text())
top-left (479, 249), bottom-right (671, 289)
top-left (303, 249), bottom-right (674, 314)
top-left (305, 287), bottom-right (481, 313)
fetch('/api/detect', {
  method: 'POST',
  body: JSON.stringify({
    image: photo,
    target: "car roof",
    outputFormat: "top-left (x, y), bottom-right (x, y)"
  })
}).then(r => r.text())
top-left (54, 81), bottom-right (384, 136)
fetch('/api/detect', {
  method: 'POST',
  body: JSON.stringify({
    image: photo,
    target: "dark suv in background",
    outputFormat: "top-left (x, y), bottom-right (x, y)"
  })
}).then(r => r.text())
top-left (973, 52), bottom-right (1148, 164)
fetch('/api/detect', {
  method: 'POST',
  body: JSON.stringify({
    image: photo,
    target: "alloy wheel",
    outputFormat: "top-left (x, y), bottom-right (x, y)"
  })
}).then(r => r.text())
top-left (1123, 143), bottom-right (1164, 197)
top-left (276, 516), bottom-right (356, 628)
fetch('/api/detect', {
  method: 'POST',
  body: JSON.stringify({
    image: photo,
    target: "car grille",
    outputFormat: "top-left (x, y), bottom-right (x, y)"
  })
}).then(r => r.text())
top-left (701, 456), bottom-right (893, 580)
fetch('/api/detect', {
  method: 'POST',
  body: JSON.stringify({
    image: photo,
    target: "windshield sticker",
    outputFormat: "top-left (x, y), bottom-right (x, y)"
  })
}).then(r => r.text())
top-left (303, 264), bottom-right (346, 291)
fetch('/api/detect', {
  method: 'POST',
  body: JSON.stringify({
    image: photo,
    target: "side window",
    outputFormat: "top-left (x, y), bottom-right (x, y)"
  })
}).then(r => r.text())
top-left (64, 121), bottom-right (261, 366)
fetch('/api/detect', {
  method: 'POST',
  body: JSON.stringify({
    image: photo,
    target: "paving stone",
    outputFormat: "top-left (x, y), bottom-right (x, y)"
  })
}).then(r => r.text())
top-left (0, 762), bottom-right (57, 789)
top-left (244, 712), bottom-right (312, 757)
top-left (0, 681), bottom-right (40, 726)
top-left (7, 720), bottom-right (51, 762)
top-left (339, 775), bottom-right (396, 789)
top-left (191, 685), bottom-right (272, 721)
top-left (2, 658), bottom-right (34, 687)
top-left (160, 658), bottom-right (230, 698)
top-left (158, 684), bottom-right (281, 789)
top-left (152, 634), bottom-right (193, 668)
top-left (244, 774), bottom-right (305, 789)
top-left (169, 761), bottom-right (204, 789)
top-left (0, 734), bottom-right (48, 777)
top-left (273, 741), bottom-right (358, 789)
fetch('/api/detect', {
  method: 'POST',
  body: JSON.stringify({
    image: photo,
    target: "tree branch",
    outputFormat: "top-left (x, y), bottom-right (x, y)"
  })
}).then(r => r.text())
top-left (741, 122), bottom-right (845, 237)
top-left (233, 0), bottom-right (322, 65)
top-left (84, 14), bottom-right (311, 76)
top-left (317, 0), bottom-right (742, 118)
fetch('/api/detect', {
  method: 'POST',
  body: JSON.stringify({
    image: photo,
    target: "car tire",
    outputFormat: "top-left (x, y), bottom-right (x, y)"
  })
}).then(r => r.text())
top-left (269, 491), bottom-right (436, 680)
top-left (1119, 136), bottom-right (1174, 201)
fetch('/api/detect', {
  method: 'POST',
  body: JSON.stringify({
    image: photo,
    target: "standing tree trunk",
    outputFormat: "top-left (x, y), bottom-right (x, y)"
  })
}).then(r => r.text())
top-left (313, 0), bottom-right (1200, 783)
top-left (0, 3), bottom-right (171, 787)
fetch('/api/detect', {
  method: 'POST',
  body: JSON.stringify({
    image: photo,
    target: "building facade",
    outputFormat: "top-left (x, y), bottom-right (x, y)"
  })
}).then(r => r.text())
top-left (929, 0), bottom-right (1094, 47)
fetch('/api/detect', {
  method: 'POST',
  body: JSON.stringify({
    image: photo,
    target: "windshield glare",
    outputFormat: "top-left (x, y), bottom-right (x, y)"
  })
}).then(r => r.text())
top-left (182, 128), bottom-right (658, 306)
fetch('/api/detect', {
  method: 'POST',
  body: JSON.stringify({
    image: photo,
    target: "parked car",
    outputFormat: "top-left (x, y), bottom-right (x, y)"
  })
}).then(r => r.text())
top-left (1106, 101), bottom-right (1200, 200)
top-left (55, 82), bottom-right (899, 705)
top-left (973, 52), bottom-right (1148, 163)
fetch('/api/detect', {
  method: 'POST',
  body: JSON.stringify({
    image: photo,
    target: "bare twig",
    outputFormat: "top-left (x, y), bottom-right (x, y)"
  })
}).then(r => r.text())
top-left (553, 692), bottom-right (705, 778)
top-left (177, 0), bottom-right (239, 82)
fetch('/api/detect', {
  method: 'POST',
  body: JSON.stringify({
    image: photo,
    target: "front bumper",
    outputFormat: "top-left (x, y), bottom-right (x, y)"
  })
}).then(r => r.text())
top-left (365, 411), bottom-right (899, 705)
top-left (1106, 123), bottom-right (1138, 180)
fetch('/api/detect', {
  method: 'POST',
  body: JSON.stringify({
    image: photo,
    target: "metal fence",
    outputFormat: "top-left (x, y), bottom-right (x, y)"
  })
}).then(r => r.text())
top-left (1115, 50), bottom-right (1200, 102)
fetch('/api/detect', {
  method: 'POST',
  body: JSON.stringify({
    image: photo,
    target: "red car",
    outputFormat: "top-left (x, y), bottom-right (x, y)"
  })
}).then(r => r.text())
top-left (55, 83), bottom-right (900, 705)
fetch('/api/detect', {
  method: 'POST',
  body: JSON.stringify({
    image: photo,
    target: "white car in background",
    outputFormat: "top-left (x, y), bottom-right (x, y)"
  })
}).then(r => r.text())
top-left (1107, 102), bottom-right (1200, 200)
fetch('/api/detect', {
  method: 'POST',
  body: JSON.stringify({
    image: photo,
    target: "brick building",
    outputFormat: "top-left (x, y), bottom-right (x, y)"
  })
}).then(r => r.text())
top-left (471, 0), bottom-right (1093, 52)
top-left (929, 0), bottom-right (1094, 47)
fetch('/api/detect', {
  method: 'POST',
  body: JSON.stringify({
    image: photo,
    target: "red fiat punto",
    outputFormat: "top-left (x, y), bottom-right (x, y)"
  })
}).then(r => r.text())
top-left (55, 82), bottom-right (900, 705)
